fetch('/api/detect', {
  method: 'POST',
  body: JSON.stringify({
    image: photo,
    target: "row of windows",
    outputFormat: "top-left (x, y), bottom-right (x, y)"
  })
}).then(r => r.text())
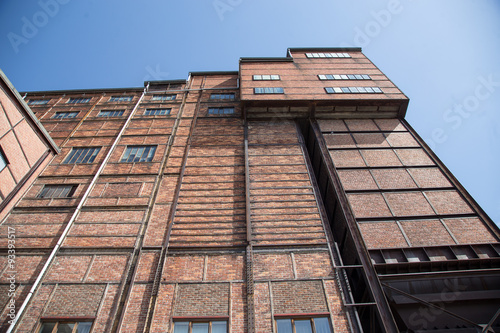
top-left (61, 146), bottom-right (156, 165)
top-left (306, 52), bottom-right (351, 58)
top-left (325, 86), bottom-right (383, 94)
top-left (38, 318), bottom-right (332, 333)
top-left (28, 94), bottom-right (177, 105)
top-left (50, 108), bottom-right (172, 119)
top-left (253, 74), bottom-right (280, 81)
top-left (318, 74), bottom-right (371, 80)
top-left (254, 87), bottom-right (284, 94)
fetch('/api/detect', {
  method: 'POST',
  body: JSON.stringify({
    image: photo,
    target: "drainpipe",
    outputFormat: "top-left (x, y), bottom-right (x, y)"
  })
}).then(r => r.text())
top-left (7, 85), bottom-right (148, 333)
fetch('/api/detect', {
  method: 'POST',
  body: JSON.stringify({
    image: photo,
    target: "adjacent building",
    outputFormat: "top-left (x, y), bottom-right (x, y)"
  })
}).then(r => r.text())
top-left (0, 47), bottom-right (498, 333)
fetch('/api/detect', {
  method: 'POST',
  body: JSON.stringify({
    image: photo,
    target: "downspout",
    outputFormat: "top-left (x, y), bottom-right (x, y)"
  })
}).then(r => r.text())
top-left (7, 85), bottom-right (148, 333)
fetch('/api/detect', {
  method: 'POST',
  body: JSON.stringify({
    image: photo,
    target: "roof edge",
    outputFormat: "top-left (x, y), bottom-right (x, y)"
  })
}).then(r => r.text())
top-left (240, 57), bottom-right (293, 63)
top-left (287, 47), bottom-right (362, 54)
top-left (0, 69), bottom-right (60, 154)
top-left (144, 79), bottom-right (187, 87)
top-left (189, 71), bottom-right (239, 76)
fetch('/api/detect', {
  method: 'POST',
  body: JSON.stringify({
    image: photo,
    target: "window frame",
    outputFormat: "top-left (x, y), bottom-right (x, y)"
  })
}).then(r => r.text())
top-left (209, 93), bottom-right (235, 100)
top-left (324, 87), bottom-right (382, 94)
top-left (97, 110), bottom-right (125, 117)
top-left (37, 185), bottom-right (77, 199)
top-left (306, 52), bottom-right (351, 58)
top-left (144, 108), bottom-right (171, 116)
top-left (37, 320), bottom-right (94, 333)
top-left (275, 316), bottom-right (333, 333)
top-left (120, 145), bottom-right (157, 163)
top-left (254, 87), bottom-right (284, 94)
top-left (67, 98), bottom-right (91, 104)
top-left (62, 147), bottom-right (101, 164)
top-left (52, 111), bottom-right (79, 119)
top-left (253, 74), bottom-right (280, 81)
top-left (109, 96), bottom-right (133, 102)
top-left (28, 99), bottom-right (50, 105)
top-left (173, 319), bottom-right (228, 333)
top-left (318, 74), bottom-right (371, 80)
top-left (207, 107), bottom-right (235, 115)
top-left (152, 94), bottom-right (176, 101)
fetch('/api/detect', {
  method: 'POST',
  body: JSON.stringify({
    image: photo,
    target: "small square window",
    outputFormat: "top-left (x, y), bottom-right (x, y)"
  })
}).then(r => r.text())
top-left (63, 147), bottom-right (101, 164)
top-left (152, 94), bottom-right (176, 101)
top-left (28, 99), bottom-right (50, 105)
top-left (145, 108), bottom-right (171, 116)
top-left (109, 96), bottom-right (133, 102)
top-left (52, 112), bottom-right (79, 119)
top-left (67, 98), bottom-right (90, 104)
top-left (98, 110), bottom-right (124, 117)
top-left (38, 185), bottom-right (77, 198)
top-left (121, 145), bottom-right (157, 163)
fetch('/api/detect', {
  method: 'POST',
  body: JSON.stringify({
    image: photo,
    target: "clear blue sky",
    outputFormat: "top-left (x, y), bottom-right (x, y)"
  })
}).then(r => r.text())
top-left (0, 0), bottom-right (499, 224)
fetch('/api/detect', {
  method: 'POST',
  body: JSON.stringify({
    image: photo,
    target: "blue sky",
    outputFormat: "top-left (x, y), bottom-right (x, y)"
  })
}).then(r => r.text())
top-left (0, 0), bottom-right (499, 224)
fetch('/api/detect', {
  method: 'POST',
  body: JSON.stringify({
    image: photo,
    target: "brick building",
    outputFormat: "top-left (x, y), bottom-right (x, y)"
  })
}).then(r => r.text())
top-left (0, 47), bottom-right (498, 333)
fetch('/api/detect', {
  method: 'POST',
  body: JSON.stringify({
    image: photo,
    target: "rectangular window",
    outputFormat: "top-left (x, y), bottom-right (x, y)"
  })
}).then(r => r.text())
top-left (109, 96), bottom-right (133, 102)
top-left (318, 74), bottom-right (371, 80)
top-left (144, 108), bottom-right (171, 116)
top-left (253, 74), bottom-right (280, 81)
top-left (38, 321), bottom-right (93, 333)
top-left (52, 112), bottom-right (79, 119)
top-left (121, 145), bottom-right (156, 163)
top-left (28, 99), bottom-right (50, 105)
top-left (306, 52), bottom-right (351, 58)
top-left (38, 185), bottom-right (77, 198)
top-left (208, 107), bottom-right (234, 115)
top-left (210, 93), bottom-right (235, 100)
top-left (0, 148), bottom-right (8, 172)
top-left (325, 87), bottom-right (382, 94)
top-left (152, 94), bottom-right (176, 101)
top-left (98, 110), bottom-right (124, 117)
top-left (276, 317), bottom-right (332, 333)
top-left (254, 87), bottom-right (284, 94)
top-left (63, 147), bottom-right (101, 164)
top-left (173, 320), bottom-right (227, 333)
top-left (67, 98), bottom-right (91, 104)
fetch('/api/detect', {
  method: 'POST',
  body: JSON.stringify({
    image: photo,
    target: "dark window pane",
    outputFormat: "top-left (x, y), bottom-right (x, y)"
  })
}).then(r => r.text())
top-left (294, 320), bottom-right (313, 333)
top-left (313, 318), bottom-right (331, 333)
top-left (39, 323), bottom-right (56, 333)
top-left (211, 321), bottom-right (227, 333)
top-left (173, 322), bottom-right (189, 333)
top-left (192, 322), bottom-right (209, 333)
top-left (56, 323), bottom-right (75, 333)
top-left (276, 319), bottom-right (293, 333)
top-left (76, 322), bottom-right (92, 333)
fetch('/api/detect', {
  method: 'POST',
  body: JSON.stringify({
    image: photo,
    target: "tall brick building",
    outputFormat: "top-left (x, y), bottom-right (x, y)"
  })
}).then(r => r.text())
top-left (0, 47), bottom-right (499, 333)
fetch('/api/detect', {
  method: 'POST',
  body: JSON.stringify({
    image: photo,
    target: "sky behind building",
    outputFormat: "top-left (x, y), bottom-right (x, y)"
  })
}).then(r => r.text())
top-left (0, 0), bottom-right (499, 223)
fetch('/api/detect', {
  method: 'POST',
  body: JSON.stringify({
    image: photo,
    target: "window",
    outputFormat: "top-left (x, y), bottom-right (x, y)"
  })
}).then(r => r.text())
top-left (0, 148), bottom-right (8, 172)
top-left (152, 94), bottom-right (176, 101)
top-left (253, 74), bottom-right (280, 81)
top-left (325, 87), bottom-right (383, 94)
top-left (38, 321), bottom-right (92, 333)
top-left (276, 317), bottom-right (332, 333)
top-left (144, 108), bottom-right (171, 116)
top-left (67, 98), bottom-right (90, 104)
top-left (109, 96), bottom-right (133, 102)
top-left (52, 112), bottom-right (79, 119)
top-left (173, 320), bottom-right (227, 333)
top-left (38, 185), bottom-right (77, 198)
top-left (28, 99), bottom-right (50, 105)
top-left (306, 52), bottom-right (351, 58)
top-left (210, 93), bottom-right (235, 100)
top-left (63, 147), bottom-right (101, 164)
top-left (121, 146), bottom-right (156, 163)
top-left (318, 74), bottom-right (371, 80)
top-left (97, 110), bottom-right (124, 117)
top-left (208, 107), bottom-right (234, 115)
top-left (254, 87), bottom-right (284, 94)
